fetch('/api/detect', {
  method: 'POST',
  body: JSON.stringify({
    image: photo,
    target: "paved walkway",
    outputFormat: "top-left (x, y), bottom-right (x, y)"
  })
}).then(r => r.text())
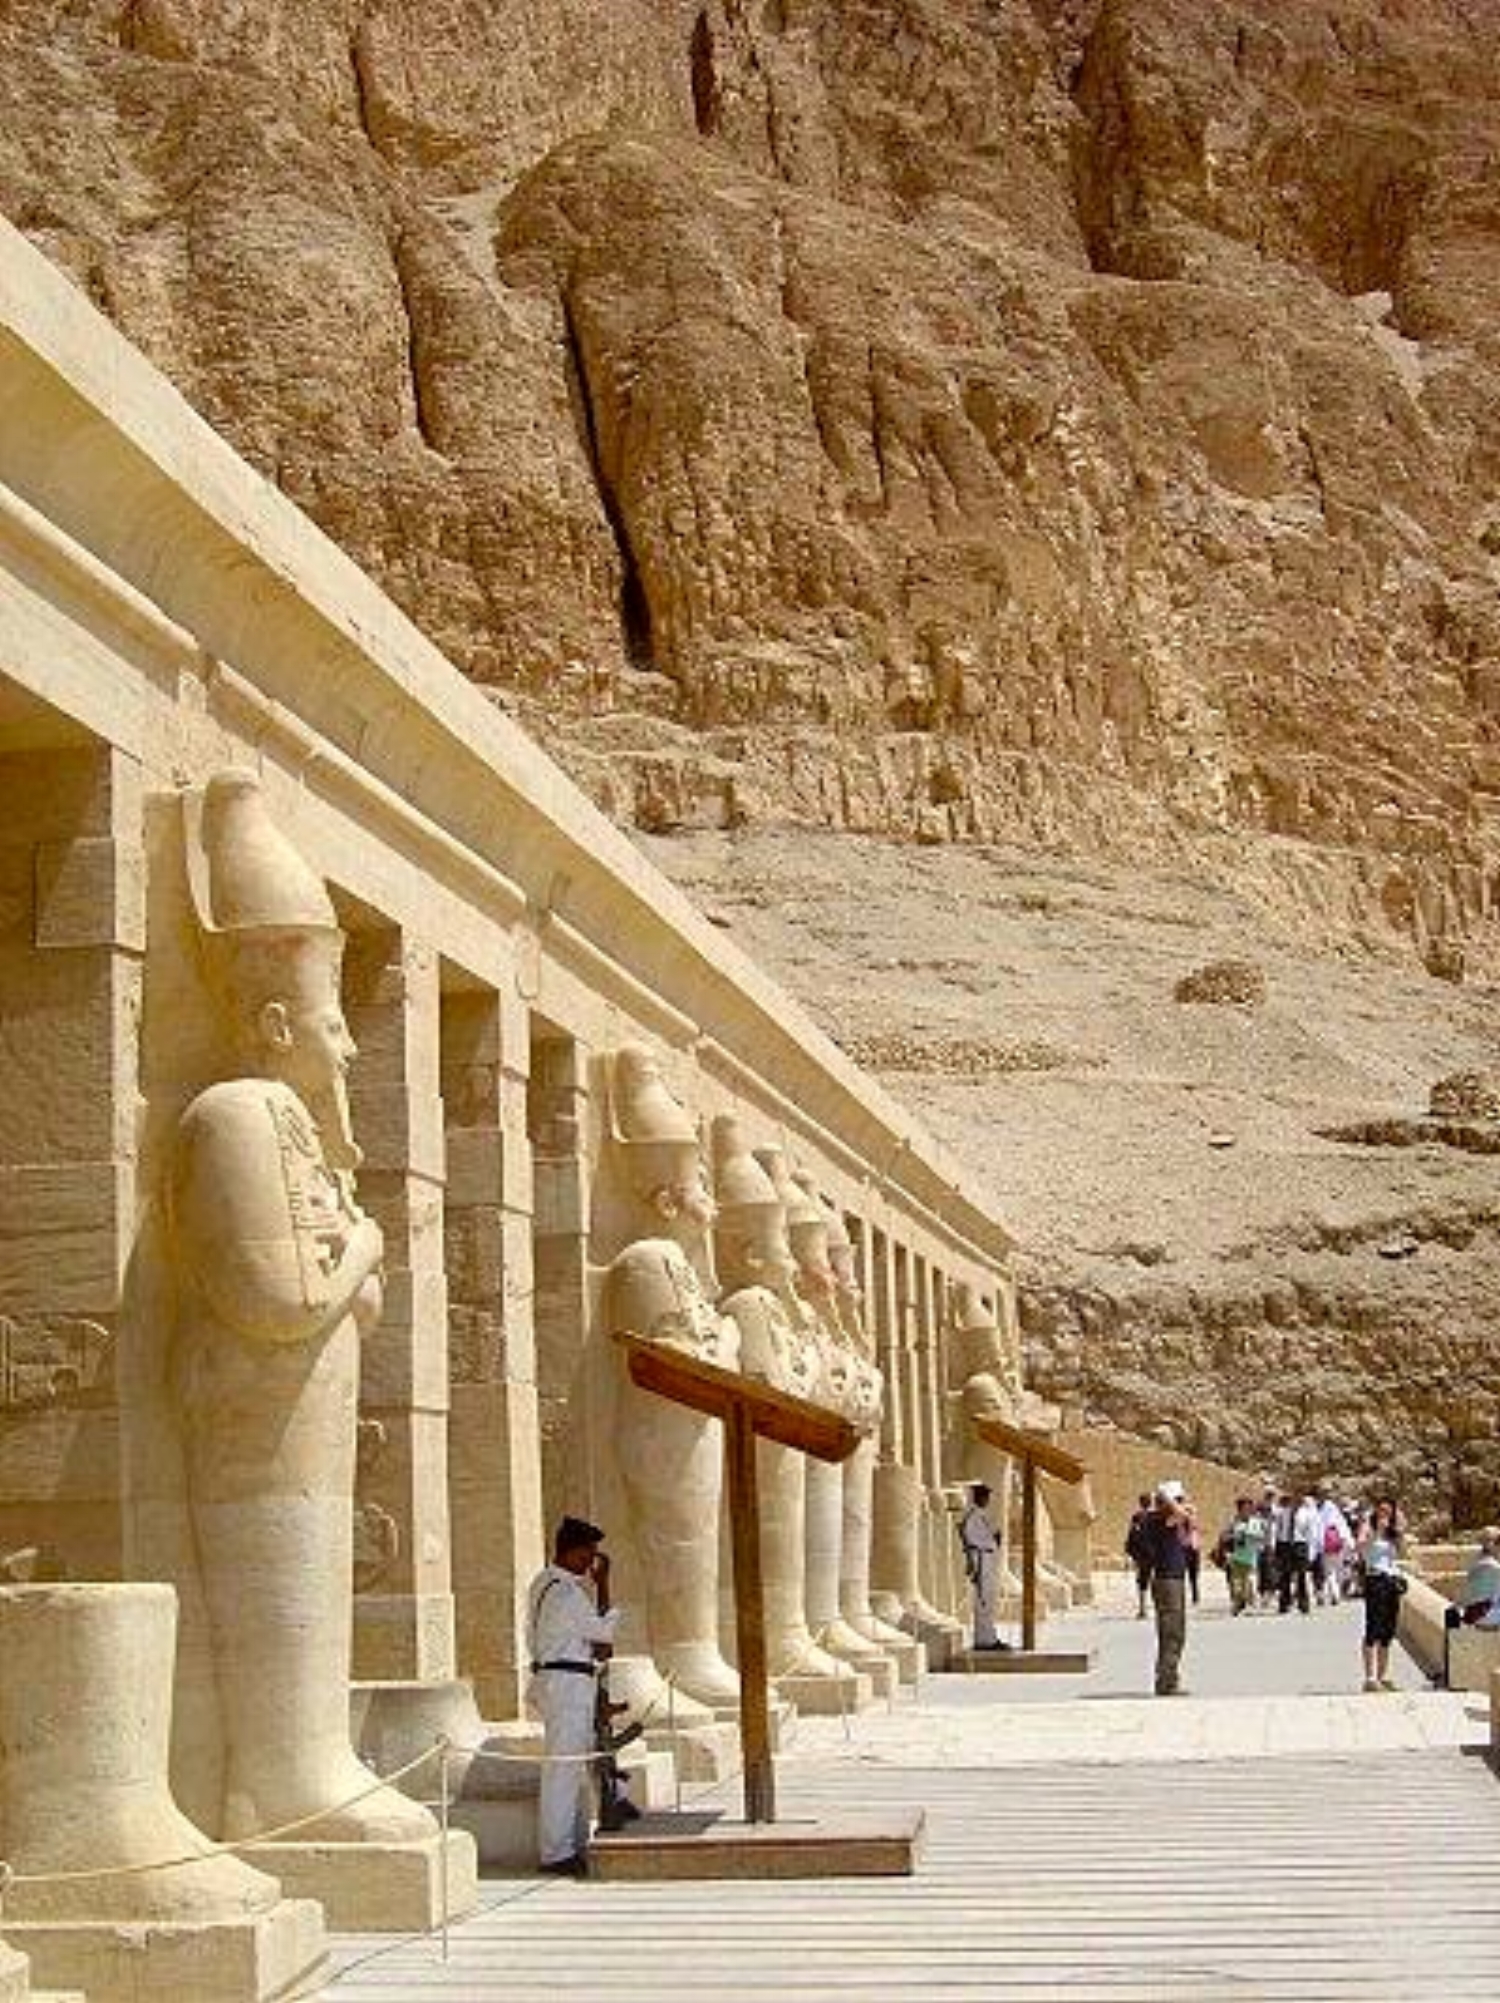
top-left (326, 1600), bottom-right (1499, 2002)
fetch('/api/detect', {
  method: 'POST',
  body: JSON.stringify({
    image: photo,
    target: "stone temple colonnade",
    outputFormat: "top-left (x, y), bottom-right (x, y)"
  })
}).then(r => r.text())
top-left (0, 217), bottom-right (1083, 1997)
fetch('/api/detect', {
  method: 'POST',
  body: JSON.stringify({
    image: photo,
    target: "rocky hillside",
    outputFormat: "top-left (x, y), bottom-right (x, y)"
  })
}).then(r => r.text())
top-left (7, 1), bottom-right (1500, 962)
top-left (648, 825), bottom-right (1500, 1531)
top-left (6, 1), bottom-right (1500, 1521)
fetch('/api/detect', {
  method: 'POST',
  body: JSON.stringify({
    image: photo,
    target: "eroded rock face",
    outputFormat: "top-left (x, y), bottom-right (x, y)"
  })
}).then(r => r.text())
top-left (3, 1), bottom-right (1499, 970)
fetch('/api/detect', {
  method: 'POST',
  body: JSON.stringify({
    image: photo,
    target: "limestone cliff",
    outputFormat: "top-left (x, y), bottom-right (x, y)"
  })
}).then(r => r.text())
top-left (5, 0), bottom-right (1500, 1520)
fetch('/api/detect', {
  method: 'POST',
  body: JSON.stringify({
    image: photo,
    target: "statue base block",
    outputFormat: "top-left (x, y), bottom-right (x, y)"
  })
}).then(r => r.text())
top-left (445, 1741), bottom-right (676, 1872)
top-left (831, 1652), bottom-right (897, 1699)
top-left (903, 1615), bottom-right (960, 1671)
top-left (7, 1897), bottom-right (325, 2003)
top-left (247, 1830), bottom-right (477, 1934)
top-left (773, 1670), bottom-right (874, 1716)
top-left (0, 1946), bottom-right (28, 2003)
top-left (882, 1635), bottom-right (927, 1683)
top-left (588, 1807), bottom-right (924, 1881)
top-left (646, 1720), bottom-right (741, 1783)
top-left (951, 1648), bottom-right (1093, 1675)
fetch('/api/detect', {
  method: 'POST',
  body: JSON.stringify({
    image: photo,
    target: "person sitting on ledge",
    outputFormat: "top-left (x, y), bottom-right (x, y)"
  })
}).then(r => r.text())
top-left (1461, 1528), bottom-right (1500, 1628)
top-left (527, 1516), bottom-right (621, 1876)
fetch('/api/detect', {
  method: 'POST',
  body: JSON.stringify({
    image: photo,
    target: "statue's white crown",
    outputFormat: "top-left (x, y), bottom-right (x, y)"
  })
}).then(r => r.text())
top-left (184, 769), bottom-right (338, 938)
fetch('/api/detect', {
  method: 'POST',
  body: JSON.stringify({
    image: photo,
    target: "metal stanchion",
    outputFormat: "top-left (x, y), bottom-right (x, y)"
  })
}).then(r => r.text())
top-left (438, 1736), bottom-right (452, 1965)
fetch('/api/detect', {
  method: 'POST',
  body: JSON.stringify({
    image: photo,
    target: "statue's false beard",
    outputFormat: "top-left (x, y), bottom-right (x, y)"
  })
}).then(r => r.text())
top-left (308, 1070), bottom-right (362, 1175)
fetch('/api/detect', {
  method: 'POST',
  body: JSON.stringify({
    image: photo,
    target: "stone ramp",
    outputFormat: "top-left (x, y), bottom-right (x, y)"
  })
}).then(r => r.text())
top-left (329, 1748), bottom-right (1500, 2000)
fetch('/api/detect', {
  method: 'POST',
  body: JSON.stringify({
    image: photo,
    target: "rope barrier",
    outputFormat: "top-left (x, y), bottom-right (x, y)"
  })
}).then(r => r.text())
top-left (0, 1743), bottom-right (441, 1899)
top-left (0, 1621), bottom-right (918, 1924)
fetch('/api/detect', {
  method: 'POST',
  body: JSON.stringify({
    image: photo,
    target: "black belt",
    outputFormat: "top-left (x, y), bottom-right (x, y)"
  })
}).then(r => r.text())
top-left (531, 1659), bottom-right (596, 1676)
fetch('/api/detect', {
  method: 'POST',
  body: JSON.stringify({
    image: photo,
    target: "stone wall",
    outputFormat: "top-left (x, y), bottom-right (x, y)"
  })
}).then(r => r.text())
top-left (1061, 1426), bottom-right (1258, 1562)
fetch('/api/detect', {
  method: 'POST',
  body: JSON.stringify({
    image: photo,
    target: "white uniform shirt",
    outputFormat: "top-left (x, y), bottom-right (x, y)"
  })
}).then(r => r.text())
top-left (959, 1504), bottom-right (1000, 1557)
top-left (527, 1563), bottom-right (620, 1669)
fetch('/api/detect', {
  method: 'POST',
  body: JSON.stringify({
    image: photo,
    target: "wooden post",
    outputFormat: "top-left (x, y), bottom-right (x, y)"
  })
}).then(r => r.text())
top-left (615, 1336), bottom-right (857, 1827)
top-left (1021, 1454), bottom-right (1038, 1654)
top-left (973, 1417), bottom-right (1084, 1659)
top-left (725, 1403), bottom-right (775, 1823)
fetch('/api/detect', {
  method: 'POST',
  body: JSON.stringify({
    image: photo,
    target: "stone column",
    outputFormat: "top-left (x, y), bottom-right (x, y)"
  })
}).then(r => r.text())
top-left (915, 1257), bottom-right (958, 1619)
top-left (867, 1226), bottom-right (910, 1628)
top-left (868, 1228), bottom-right (904, 1463)
top-left (443, 985), bottom-right (544, 1717)
top-left (0, 743), bottom-right (142, 1579)
top-left (529, 1025), bottom-right (592, 1537)
top-left (344, 930), bottom-right (455, 1681)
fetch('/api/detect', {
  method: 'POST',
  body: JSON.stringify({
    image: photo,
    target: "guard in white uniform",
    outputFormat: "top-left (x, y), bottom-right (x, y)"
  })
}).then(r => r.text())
top-left (959, 1482), bottom-right (1006, 1651)
top-left (527, 1516), bottom-right (621, 1873)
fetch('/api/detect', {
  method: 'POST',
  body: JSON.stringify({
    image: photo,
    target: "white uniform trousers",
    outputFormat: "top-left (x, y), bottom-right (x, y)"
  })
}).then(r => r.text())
top-left (972, 1550), bottom-right (1000, 1649)
top-left (532, 1669), bottom-right (597, 1865)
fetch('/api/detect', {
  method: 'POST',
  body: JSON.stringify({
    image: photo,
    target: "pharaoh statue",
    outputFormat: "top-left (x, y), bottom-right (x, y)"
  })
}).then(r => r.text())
top-left (815, 1194), bottom-right (917, 1665)
top-left (163, 770), bottom-right (435, 1845)
top-left (949, 1279), bottom-right (1078, 1602)
top-left (712, 1122), bottom-right (857, 1700)
top-left (781, 1168), bottom-right (891, 1675)
top-left (597, 1045), bottom-right (741, 1713)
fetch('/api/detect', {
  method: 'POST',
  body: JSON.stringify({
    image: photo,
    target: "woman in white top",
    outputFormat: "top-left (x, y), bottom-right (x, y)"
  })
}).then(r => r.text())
top-left (1358, 1497), bottom-right (1404, 1692)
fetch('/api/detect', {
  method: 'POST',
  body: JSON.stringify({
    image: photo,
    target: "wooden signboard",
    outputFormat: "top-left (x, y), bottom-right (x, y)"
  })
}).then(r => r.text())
top-left (974, 1415), bottom-right (1087, 1653)
top-left (617, 1333), bottom-right (859, 1823)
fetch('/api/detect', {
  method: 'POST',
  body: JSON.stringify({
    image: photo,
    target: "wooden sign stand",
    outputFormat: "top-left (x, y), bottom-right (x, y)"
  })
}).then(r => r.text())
top-left (618, 1333), bottom-right (858, 1823)
top-left (589, 1334), bottom-right (924, 1880)
top-left (965, 1416), bottom-right (1092, 1675)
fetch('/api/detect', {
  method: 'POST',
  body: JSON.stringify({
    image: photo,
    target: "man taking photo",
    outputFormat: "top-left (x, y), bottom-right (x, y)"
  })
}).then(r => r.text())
top-left (1140, 1480), bottom-right (1195, 1696)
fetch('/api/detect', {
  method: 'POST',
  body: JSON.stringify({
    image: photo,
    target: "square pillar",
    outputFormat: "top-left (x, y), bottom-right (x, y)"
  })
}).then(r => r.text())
top-left (528, 1027), bottom-right (591, 1536)
top-left (345, 931), bottom-right (455, 1681)
top-left (867, 1226), bottom-right (904, 1463)
top-left (894, 1243), bottom-right (922, 1473)
top-left (0, 744), bottom-right (142, 1578)
top-left (444, 984), bottom-right (544, 1718)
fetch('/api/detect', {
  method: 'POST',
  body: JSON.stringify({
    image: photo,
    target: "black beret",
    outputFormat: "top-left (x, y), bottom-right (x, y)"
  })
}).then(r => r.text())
top-left (555, 1515), bottom-right (606, 1551)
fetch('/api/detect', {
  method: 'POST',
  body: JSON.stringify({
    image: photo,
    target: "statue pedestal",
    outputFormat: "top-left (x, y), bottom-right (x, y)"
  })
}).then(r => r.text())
top-left (649, 1719), bottom-right (742, 1782)
top-left (773, 1669), bottom-right (874, 1716)
top-left (0, 1584), bottom-right (328, 2003)
top-left (245, 1832), bottom-right (476, 1935)
top-left (901, 1608), bottom-right (962, 1672)
top-left (6, 1903), bottom-right (325, 2003)
top-left (818, 1635), bottom-right (898, 1699)
top-left (0, 1946), bottom-right (72, 2003)
top-left (856, 1623), bottom-right (925, 1683)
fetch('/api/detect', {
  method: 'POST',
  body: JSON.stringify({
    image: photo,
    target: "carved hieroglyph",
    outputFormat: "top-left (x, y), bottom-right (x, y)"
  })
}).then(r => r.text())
top-left (598, 1044), bottom-right (740, 1712)
top-left (713, 1121), bottom-right (854, 1690)
top-left (164, 771), bottom-right (434, 1845)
